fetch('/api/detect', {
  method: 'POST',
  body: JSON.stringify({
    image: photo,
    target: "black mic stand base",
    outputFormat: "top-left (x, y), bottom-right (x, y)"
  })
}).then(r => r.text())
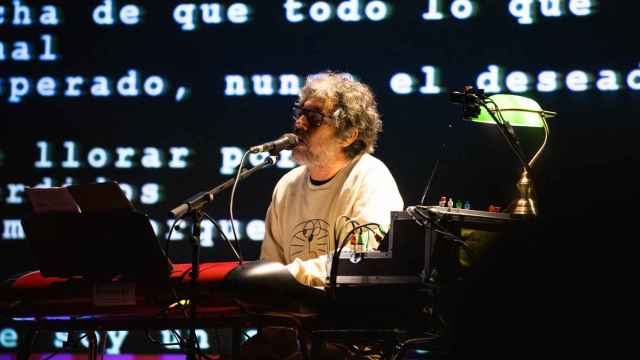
top-left (186, 210), bottom-right (203, 360)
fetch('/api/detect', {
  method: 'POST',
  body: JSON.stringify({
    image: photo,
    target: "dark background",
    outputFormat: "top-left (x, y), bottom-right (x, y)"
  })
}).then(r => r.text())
top-left (1, 0), bottom-right (638, 356)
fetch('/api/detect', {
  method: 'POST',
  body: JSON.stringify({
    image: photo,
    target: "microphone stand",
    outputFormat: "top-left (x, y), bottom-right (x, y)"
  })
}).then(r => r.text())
top-left (168, 155), bottom-right (278, 360)
top-left (419, 121), bottom-right (453, 205)
top-left (170, 155), bottom-right (279, 220)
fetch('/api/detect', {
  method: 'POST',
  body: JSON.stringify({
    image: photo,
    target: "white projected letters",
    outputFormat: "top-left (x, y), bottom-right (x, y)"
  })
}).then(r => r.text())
top-left (474, 64), bottom-right (637, 94)
top-left (0, 1), bottom-right (60, 26)
top-left (55, 331), bottom-right (128, 355)
top-left (34, 141), bottom-right (193, 169)
top-left (224, 74), bottom-right (302, 96)
top-left (1, 69), bottom-right (169, 103)
top-left (508, 0), bottom-right (594, 25)
top-left (172, 218), bottom-right (263, 245)
top-left (505, 71), bottom-right (531, 93)
top-left (0, 328), bottom-right (18, 348)
top-left (477, 65), bottom-right (503, 93)
top-left (160, 330), bottom-right (209, 350)
top-left (0, 34), bottom-right (58, 62)
top-left (246, 220), bottom-right (266, 241)
top-left (596, 70), bottom-right (620, 91)
top-left (166, 219), bottom-right (186, 241)
top-left (114, 147), bottom-right (135, 168)
top-left (140, 183), bottom-right (161, 205)
top-left (389, 66), bottom-right (442, 95)
top-left (389, 73), bottom-right (414, 95)
top-left (36, 76), bottom-right (56, 95)
top-left (172, 2), bottom-right (250, 31)
top-left (2, 220), bottom-right (25, 240)
top-left (224, 75), bottom-right (248, 96)
top-left (284, 0), bottom-right (390, 23)
top-left (626, 65), bottom-right (640, 91)
top-left (168, 147), bottom-right (190, 168)
top-left (5, 184), bottom-right (25, 204)
top-left (220, 147), bottom-right (244, 175)
top-left (419, 66), bottom-right (441, 94)
top-left (390, 64), bottom-right (640, 96)
top-left (92, 0), bottom-right (142, 26)
top-left (1, 175), bottom-right (162, 208)
top-left (220, 147), bottom-right (296, 175)
top-left (117, 70), bottom-right (165, 97)
top-left (87, 148), bottom-right (110, 168)
top-left (251, 75), bottom-right (275, 96)
top-left (76, 331), bottom-right (130, 355)
top-left (1, 328), bottom-right (250, 353)
top-left (35, 140), bottom-right (53, 168)
top-left (95, 178), bottom-right (163, 205)
top-left (422, 0), bottom-right (477, 20)
top-left (565, 70), bottom-right (590, 91)
top-left (537, 71), bottom-right (561, 92)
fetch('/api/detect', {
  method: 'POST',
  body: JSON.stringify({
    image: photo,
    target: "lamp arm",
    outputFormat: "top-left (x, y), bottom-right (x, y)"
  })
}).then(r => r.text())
top-left (480, 100), bottom-right (532, 173)
top-left (528, 114), bottom-right (550, 169)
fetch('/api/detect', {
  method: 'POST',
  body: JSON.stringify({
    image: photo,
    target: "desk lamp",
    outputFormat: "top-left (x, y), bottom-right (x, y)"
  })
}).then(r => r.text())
top-left (450, 88), bottom-right (556, 216)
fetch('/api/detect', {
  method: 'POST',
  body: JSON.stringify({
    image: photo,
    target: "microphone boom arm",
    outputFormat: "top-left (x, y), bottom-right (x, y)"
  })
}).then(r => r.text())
top-left (170, 155), bottom-right (278, 219)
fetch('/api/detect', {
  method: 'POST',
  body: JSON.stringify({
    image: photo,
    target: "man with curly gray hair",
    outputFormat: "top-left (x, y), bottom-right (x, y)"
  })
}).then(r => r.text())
top-left (294, 71), bottom-right (382, 162)
top-left (259, 71), bottom-right (404, 288)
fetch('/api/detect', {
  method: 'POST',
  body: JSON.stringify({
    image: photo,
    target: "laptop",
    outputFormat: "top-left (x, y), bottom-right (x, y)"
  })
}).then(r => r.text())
top-left (22, 181), bottom-right (172, 281)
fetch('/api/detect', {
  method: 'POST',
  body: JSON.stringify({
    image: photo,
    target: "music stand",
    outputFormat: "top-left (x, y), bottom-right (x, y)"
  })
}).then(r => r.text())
top-left (22, 181), bottom-right (172, 281)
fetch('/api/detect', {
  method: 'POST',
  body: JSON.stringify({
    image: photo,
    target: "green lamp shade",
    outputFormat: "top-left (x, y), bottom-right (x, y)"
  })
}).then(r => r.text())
top-left (471, 94), bottom-right (544, 128)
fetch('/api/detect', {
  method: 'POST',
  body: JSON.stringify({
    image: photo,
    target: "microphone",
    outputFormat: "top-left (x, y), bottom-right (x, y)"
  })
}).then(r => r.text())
top-left (249, 133), bottom-right (299, 154)
top-left (448, 91), bottom-right (479, 105)
top-left (448, 86), bottom-right (484, 119)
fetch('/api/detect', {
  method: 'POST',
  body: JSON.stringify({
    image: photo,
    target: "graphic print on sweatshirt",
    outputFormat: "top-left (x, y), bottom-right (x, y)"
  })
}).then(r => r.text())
top-left (288, 218), bottom-right (330, 260)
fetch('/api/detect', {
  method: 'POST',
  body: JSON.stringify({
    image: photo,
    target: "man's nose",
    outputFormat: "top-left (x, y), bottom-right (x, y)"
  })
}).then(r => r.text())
top-left (294, 114), bottom-right (309, 131)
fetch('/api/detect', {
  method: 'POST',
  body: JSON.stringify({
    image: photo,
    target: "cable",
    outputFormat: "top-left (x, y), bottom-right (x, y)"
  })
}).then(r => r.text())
top-left (41, 332), bottom-right (89, 360)
top-left (411, 207), bottom-right (475, 262)
top-left (333, 215), bottom-right (359, 253)
top-left (151, 291), bottom-right (213, 360)
top-left (194, 331), bottom-right (216, 360)
top-left (482, 98), bottom-right (530, 173)
top-left (231, 299), bottom-right (314, 357)
top-left (327, 216), bottom-right (360, 285)
top-left (202, 211), bottom-right (242, 262)
top-left (213, 327), bottom-right (223, 356)
top-left (165, 216), bottom-right (183, 260)
top-left (229, 150), bottom-right (250, 264)
top-left (420, 158), bottom-right (440, 205)
top-left (329, 222), bottom-right (385, 293)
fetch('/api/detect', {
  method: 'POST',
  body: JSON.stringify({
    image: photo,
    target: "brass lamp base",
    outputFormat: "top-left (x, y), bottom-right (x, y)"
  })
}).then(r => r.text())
top-left (512, 169), bottom-right (537, 216)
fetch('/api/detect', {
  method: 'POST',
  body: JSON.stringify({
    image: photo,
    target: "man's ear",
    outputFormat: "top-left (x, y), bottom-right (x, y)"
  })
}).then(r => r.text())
top-left (341, 129), bottom-right (359, 148)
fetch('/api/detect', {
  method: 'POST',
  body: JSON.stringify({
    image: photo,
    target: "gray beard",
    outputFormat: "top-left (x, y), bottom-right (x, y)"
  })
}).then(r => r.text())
top-left (293, 146), bottom-right (334, 169)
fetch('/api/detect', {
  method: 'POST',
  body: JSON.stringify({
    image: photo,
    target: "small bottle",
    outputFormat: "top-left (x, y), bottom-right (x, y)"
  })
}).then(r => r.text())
top-left (447, 198), bottom-right (454, 210)
top-left (455, 200), bottom-right (463, 208)
top-left (439, 196), bottom-right (447, 207)
top-left (464, 201), bottom-right (471, 209)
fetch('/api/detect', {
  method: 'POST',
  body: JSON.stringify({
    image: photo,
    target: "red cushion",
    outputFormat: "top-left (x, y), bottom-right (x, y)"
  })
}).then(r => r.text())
top-left (2, 262), bottom-right (242, 319)
top-left (9, 262), bottom-right (239, 289)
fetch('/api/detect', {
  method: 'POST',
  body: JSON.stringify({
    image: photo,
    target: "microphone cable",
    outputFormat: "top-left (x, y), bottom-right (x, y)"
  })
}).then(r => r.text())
top-left (228, 150), bottom-right (250, 264)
